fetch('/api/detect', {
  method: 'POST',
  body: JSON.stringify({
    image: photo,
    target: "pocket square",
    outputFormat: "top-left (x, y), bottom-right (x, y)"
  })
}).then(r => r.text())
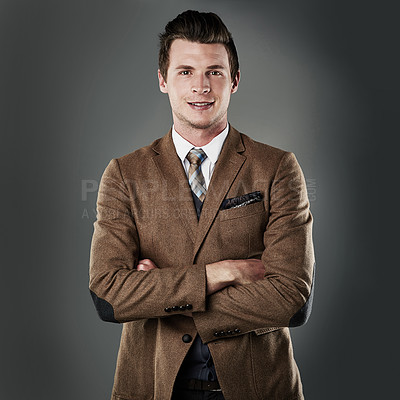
top-left (220, 191), bottom-right (263, 210)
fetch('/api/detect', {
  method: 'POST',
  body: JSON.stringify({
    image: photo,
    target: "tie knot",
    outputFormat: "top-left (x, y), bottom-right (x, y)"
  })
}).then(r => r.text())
top-left (186, 148), bottom-right (207, 166)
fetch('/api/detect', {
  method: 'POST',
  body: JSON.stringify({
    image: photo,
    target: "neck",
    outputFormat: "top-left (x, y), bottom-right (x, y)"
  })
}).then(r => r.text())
top-left (173, 120), bottom-right (227, 147)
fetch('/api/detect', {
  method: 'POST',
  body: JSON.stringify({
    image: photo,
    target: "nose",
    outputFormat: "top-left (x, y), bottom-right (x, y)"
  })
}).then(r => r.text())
top-left (191, 75), bottom-right (210, 94)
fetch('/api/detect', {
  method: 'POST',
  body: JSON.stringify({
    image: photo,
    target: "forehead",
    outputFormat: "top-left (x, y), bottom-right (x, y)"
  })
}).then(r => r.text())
top-left (168, 39), bottom-right (229, 67)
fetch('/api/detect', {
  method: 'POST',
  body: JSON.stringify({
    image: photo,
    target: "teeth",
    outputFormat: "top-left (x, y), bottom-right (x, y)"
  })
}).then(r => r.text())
top-left (190, 102), bottom-right (212, 106)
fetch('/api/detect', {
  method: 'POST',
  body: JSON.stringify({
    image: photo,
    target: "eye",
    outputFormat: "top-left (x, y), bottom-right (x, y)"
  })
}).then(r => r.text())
top-left (179, 70), bottom-right (191, 75)
top-left (209, 71), bottom-right (222, 76)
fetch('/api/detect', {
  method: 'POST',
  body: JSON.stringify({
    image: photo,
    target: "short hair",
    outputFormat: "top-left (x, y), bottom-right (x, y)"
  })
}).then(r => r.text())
top-left (158, 10), bottom-right (239, 81)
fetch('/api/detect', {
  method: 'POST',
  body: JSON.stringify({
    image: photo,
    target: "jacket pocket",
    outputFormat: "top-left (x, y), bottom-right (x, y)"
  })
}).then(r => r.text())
top-left (249, 328), bottom-right (303, 399)
top-left (219, 200), bottom-right (265, 221)
top-left (209, 200), bottom-right (266, 260)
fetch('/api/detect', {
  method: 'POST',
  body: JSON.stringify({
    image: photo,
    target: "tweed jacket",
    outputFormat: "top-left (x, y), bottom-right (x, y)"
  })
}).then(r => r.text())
top-left (89, 126), bottom-right (315, 400)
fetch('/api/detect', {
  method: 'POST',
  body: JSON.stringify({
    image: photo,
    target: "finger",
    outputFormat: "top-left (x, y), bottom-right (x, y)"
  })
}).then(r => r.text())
top-left (138, 259), bottom-right (151, 266)
top-left (138, 259), bottom-right (158, 269)
top-left (137, 263), bottom-right (153, 271)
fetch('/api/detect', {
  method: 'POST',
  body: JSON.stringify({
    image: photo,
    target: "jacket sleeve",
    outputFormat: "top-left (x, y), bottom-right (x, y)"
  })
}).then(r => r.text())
top-left (89, 159), bottom-right (207, 323)
top-left (193, 152), bottom-right (315, 343)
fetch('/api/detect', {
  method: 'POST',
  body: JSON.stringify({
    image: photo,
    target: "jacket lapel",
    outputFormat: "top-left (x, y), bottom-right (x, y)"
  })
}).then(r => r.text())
top-left (151, 130), bottom-right (199, 243)
top-left (151, 127), bottom-right (246, 253)
top-left (192, 127), bottom-right (246, 260)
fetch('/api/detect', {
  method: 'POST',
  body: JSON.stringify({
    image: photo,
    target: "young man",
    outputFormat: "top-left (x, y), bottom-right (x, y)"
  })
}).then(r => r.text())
top-left (90, 10), bottom-right (315, 400)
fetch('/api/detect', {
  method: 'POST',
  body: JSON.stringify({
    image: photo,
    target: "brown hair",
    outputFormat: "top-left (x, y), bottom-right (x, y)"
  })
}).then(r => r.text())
top-left (158, 10), bottom-right (239, 81)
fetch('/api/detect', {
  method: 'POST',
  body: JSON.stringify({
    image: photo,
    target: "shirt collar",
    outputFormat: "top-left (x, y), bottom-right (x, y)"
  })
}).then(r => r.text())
top-left (172, 123), bottom-right (230, 164)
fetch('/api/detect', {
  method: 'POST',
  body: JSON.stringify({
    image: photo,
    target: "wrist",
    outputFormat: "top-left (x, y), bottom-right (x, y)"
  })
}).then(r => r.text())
top-left (205, 260), bottom-right (235, 295)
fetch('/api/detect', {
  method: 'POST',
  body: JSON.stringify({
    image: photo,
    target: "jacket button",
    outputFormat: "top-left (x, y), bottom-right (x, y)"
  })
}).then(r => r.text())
top-left (164, 307), bottom-right (171, 313)
top-left (172, 306), bottom-right (179, 311)
top-left (227, 330), bottom-right (233, 335)
top-left (179, 305), bottom-right (186, 311)
top-left (214, 332), bottom-right (220, 337)
top-left (185, 304), bottom-right (193, 310)
top-left (182, 334), bottom-right (193, 343)
top-left (234, 328), bottom-right (241, 334)
top-left (219, 331), bottom-right (226, 336)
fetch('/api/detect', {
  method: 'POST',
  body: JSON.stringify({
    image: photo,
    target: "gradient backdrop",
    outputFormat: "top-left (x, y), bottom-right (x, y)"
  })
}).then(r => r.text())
top-left (1, 0), bottom-right (398, 399)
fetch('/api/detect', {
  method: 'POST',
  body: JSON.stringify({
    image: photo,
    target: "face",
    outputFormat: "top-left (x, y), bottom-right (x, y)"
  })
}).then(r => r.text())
top-left (158, 39), bottom-right (240, 135)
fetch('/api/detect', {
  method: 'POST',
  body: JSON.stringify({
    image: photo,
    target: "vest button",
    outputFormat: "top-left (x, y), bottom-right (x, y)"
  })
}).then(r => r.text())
top-left (182, 334), bottom-right (193, 343)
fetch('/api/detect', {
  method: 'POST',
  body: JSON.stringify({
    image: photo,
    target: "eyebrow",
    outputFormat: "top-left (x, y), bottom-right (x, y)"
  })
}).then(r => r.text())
top-left (175, 64), bottom-right (227, 70)
top-left (207, 65), bottom-right (226, 70)
top-left (175, 65), bottom-right (194, 70)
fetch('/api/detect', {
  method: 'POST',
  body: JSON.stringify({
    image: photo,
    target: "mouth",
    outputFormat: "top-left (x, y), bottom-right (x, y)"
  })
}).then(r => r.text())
top-left (187, 101), bottom-right (215, 110)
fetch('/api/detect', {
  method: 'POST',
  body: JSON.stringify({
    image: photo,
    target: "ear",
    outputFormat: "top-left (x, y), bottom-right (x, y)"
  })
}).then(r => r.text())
top-left (158, 70), bottom-right (168, 93)
top-left (230, 70), bottom-right (240, 94)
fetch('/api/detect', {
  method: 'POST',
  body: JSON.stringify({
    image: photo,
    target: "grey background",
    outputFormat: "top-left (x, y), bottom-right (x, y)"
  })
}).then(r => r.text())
top-left (1, 0), bottom-right (398, 399)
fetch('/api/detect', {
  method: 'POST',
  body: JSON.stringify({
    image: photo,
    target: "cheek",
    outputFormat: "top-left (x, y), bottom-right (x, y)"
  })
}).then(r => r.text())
top-left (170, 84), bottom-right (187, 102)
top-left (215, 81), bottom-right (232, 95)
top-left (167, 89), bottom-right (181, 104)
top-left (218, 87), bottom-right (233, 104)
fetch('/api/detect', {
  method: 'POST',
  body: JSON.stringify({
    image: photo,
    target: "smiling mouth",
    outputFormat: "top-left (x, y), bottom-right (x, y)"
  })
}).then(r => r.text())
top-left (187, 101), bottom-right (215, 110)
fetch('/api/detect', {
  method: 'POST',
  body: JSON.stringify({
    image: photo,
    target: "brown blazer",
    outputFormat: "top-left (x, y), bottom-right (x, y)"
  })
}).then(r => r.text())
top-left (89, 126), bottom-right (315, 400)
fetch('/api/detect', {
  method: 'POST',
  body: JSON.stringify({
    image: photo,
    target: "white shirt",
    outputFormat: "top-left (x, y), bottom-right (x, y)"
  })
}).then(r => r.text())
top-left (172, 124), bottom-right (230, 190)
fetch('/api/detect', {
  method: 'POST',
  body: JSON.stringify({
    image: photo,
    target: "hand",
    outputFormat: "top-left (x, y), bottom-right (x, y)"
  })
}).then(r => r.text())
top-left (206, 259), bottom-right (265, 295)
top-left (137, 259), bottom-right (158, 271)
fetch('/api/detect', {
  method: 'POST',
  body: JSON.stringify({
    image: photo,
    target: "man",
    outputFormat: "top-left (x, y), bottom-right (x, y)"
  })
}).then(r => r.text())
top-left (89, 10), bottom-right (315, 400)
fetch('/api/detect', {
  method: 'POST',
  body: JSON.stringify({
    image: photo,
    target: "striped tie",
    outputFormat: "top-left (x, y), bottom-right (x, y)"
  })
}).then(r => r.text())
top-left (186, 148), bottom-right (207, 202)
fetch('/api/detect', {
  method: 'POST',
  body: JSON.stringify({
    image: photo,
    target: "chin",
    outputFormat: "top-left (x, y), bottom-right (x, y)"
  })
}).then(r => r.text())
top-left (187, 116), bottom-right (223, 130)
top-left (189, 122), bottom-right (215, 130)
top-left (175, 110), bottom-right (225, 131)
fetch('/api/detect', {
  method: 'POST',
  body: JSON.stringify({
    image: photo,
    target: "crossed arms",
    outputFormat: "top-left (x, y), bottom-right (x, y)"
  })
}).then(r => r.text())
top-left (137, 258), bottom-right (265, 295)
top-left (89, 151), bottom-right (315, 342)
